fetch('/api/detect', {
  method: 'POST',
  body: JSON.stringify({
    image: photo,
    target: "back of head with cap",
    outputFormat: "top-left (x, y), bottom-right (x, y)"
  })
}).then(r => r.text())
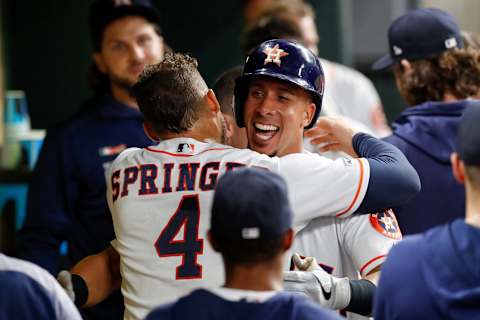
top-left (209, 168), bottom-right (293, 266)
top-left (372, 8), bottom-right (480, 105)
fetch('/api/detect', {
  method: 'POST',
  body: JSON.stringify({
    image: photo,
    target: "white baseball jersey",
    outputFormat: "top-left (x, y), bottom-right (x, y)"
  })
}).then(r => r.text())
top-left (292, 209), bottom-right (402, 320)
top-left (106, 137), bottom-right (370, 320)
top-left (321, 59), bottom-right (391, 138)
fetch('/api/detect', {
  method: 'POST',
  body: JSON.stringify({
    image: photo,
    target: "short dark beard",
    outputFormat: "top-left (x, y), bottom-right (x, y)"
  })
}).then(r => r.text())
top-left (110, 74), bottom-right (135, 93)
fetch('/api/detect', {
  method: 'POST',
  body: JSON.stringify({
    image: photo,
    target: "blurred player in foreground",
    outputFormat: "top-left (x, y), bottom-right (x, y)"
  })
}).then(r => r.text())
top-left (374, 104), bottom-right (480, 319)
top-left (146, 168), bottom-right (342, 320)
top-left (59, 52), bottom-right (419, 320)
top-left (0, 253), bottom-right (81, 320)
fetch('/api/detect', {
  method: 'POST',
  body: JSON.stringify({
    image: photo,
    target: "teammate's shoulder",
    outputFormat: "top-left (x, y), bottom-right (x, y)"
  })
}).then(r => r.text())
top-left (392, 222), bottom-right (451, 256)
top-left (146, 289), bottom-right (216, 320)
top-left (109, 147), bottom-right (143, 167)
top-left (278, 151), bottom-right (327, 162)
top-left (0, 253), bottom-right (53, 283)
top-left (0, 270), bottom-right (58, 319)
top-left (0, 253), bottom-right (80, 318)
top-left (145, 302), bottom-right (175, 320)
top-left (276, 292), bottom-right (342, 319)
top-left (387, 233), bottom-right (425, 263)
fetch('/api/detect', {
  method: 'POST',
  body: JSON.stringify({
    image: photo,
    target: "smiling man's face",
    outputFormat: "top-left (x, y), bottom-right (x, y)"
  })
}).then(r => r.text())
top-left (244, 76), bottom-right (316, 157)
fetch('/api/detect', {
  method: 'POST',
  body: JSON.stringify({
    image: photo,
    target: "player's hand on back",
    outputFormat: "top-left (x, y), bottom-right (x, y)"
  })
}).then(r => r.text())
top-left (283, 253), bottom-right (351, 310)
top-left (304, 117), bottom-right (360, 157)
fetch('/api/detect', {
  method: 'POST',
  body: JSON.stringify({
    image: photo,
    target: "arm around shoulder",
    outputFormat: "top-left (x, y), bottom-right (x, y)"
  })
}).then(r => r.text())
top-left (354, 133), bottom-right (421, 214)
top-left (67, 245), bottom-right (121, 308)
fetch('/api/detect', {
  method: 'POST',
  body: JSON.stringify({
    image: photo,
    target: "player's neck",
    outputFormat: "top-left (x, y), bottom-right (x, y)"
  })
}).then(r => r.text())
top-left (159, 125), bottom-right (220, 143)
top-left (160, 131), bottom-right (216, 143)
top-left (223, 258), bottom-right (283, 291)
top-left (276, 141), bottom-right (305, 157)
top-left (111, 85), bottom-right (139, 110)
top-left (465, 187), bottom-right (480, 228)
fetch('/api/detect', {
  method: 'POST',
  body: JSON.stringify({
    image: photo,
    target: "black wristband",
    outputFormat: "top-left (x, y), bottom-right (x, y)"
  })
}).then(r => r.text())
top-left (344, 279), bottom-right (376, 316)
top-left (71, 274), bottom-right (89, 307)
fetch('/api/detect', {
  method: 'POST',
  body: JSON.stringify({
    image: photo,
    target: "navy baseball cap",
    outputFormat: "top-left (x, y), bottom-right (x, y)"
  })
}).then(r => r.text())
top-left (89, 0), bottom-right (161, 50)
top-left (211, 168), bottom-right (293, 240)
top-left (372, 8), bottom-right (463, 71)
top-left (457, 102), bottom-right (480, 166)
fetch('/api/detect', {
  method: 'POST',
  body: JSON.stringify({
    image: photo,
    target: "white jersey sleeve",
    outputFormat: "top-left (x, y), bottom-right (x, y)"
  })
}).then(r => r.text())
top-left (277, 153), bottom-right (370, 227)
top-left (341, 209), bottom-right (402, 277)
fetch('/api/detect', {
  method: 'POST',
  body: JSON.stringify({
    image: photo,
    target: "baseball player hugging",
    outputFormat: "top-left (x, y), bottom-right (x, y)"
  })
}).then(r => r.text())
top-left (60, 48), bottom-right (419, 320)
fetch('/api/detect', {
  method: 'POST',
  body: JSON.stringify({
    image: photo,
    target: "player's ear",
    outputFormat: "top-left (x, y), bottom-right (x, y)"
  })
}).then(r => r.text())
top-left (303, 102), bottom-right (316, 128)
top-left (205, 89), bottom-right (221, 114)
top-left (207, 231), bottom-right (220, 252)
top-left (451, 152), bottom-right (465, 184)
top-left (92, 52), bottom-right (107, 73)
top-left (143, 122), bottom-right (160, 142)
top-left (282, 229), bottom-right (294, 251)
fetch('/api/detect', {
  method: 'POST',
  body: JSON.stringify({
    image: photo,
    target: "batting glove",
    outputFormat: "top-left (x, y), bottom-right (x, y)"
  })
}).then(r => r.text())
top-left (284, 254), bottom-right (351, 310)
top-left (57, 270), bottom-right (75, 302)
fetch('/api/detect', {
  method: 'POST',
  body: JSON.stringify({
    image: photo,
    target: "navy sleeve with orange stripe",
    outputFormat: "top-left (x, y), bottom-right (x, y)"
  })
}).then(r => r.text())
top-left (353, 133), bottom-right (420, 214)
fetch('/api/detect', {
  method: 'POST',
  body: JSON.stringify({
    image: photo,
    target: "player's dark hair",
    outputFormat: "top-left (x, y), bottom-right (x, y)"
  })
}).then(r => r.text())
top-left (130, 52), bottom-right (208, 134)
top-left (465, 165), bottom-right (480, 190)
top-left (212, 234), bottom-right (286, 266)
top-left (242, 14), bottom-right (304, 54)
top-left (213, 66), bottom-right (244, 115)
top-left (394, 48), bottom-right (480, 105)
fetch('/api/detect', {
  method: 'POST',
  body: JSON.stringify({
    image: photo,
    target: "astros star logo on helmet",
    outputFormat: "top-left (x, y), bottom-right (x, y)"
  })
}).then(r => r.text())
top-left (263, 44), bottom-right (289, 66)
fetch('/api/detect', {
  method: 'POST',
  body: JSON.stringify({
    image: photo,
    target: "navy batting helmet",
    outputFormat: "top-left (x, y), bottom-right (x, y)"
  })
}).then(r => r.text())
top-left (234, 39), bottom-right (324, 129)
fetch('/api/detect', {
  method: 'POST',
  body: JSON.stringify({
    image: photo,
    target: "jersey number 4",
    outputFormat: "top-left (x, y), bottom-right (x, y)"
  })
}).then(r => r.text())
top-left (154, 195), bottom-right (204, 279)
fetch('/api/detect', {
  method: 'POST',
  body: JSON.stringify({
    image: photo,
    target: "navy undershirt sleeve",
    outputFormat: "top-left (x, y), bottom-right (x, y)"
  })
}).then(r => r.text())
top-left (353, 133), bottom-right (420, 214)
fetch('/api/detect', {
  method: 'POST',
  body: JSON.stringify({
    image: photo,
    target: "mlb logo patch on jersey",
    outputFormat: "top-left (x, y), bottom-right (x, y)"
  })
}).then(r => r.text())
top-left (342, 158), bottom-right (353, 167)
top-left (369, 209), bottom-right (402, 240)
top-left (177, 143), bottom-right (195, 153)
